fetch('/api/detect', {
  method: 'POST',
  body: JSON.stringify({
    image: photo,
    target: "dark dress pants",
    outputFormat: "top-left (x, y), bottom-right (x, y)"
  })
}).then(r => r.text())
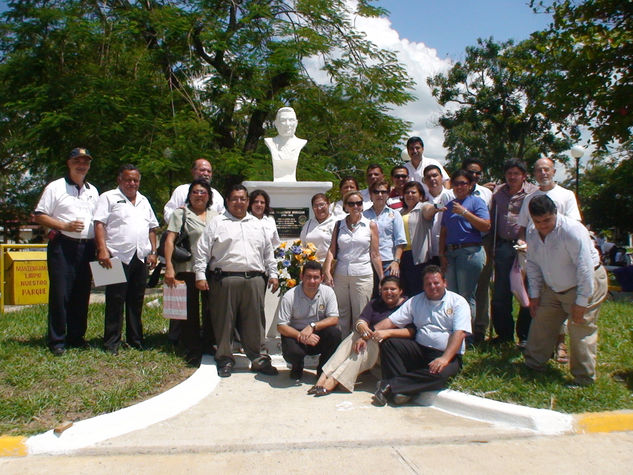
top-left (176, 272), bottom-right (214, 362)
top-left (47, 235), bottom-right (95, 350)
top-left (400, 250), bottom-right (426, 297)
top-left (104, 253), bottom-right (147, 350)
top-left (380, 338), bottom-right (462, 395)
top-left (281, 325), bottom-right (342, 374)
top-left (491, 240), bottom-right (531, 341)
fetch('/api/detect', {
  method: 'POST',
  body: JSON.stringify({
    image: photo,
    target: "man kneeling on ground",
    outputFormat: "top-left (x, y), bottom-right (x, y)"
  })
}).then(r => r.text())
top-left (276, 261), bottom-right (342, 381)
top-left (372, 265), bottom-right (471, 406)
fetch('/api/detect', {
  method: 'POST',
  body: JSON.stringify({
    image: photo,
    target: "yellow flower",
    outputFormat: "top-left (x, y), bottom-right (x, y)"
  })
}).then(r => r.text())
top-left (287, 279), bottom-right (297, 288)
top-left (294, 239), bottom-right (302, 246)
top-left (308, 255), bottom-right (318, 261)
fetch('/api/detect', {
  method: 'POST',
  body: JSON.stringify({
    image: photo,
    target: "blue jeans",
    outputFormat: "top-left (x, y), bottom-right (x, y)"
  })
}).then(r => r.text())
top-left (446, 245), bottom-right (485, 319)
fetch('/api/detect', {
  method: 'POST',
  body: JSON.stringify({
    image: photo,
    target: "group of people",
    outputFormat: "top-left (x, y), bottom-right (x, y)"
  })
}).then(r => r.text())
top-left (35, 135), bottom-right (605, 409)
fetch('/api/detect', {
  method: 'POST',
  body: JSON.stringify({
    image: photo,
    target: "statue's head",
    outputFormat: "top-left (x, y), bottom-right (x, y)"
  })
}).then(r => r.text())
top-left (274, 107), bottom-right (298, 138)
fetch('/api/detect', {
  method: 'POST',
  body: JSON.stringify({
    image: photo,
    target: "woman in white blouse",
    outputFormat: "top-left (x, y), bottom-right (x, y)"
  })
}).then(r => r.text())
top-left (323, 191), bottom-right (383, 336)
top-left (300, 193), bottom-right (337, 262)
top-left (248, 189), bottom-right (281, 248)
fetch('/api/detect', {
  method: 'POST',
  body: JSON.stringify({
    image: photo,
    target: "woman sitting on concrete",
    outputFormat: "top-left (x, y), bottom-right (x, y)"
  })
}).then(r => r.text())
top-left (308, 276), bottom-right (411, 397)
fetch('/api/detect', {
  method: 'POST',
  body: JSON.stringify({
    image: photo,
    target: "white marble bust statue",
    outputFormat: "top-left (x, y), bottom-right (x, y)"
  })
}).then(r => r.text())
top-left (264, 107), bottom-right (307, 182)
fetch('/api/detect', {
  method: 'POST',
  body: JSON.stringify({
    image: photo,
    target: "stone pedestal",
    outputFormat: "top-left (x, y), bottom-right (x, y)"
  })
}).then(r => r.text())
top-left (242, 181), bottom-right (333, 221)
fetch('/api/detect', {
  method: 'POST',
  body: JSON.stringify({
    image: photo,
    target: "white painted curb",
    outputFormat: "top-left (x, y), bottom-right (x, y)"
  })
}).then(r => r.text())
top-left (26, 355), bottom-right (219, 455)
top-left (416, 389), bottom-right (574, 435)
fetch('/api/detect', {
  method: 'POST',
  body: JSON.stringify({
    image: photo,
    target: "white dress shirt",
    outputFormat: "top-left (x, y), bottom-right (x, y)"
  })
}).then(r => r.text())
top-left (389, 290), bottom-right (471, 354)
top-left (163, 183), bottom-right (225, 222)
top-left (259, 215), bottom-right (281, 249)
top-left (518, 184), bottom-right (581, 228)
top-left (526, 214), bottom-right (600, 307)
top-left (194, 212), bottom-right (277, 281)
top-left (35, 177), bottom-right (99, 239)
top-left (300, 214), bottom-right (338, 262)
top-left (404, 154), bottom-right (450, 193)
top-left (93, 188), bottom-right (159, 264)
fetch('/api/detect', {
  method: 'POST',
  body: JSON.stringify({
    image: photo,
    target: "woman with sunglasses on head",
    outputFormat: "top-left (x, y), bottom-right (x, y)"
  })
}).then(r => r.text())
top-left (164, 179), bottom-right (219, 366)
top-left (399, 181), bottom-right (436, 297)
top-left (323, 191), bottom-right (383, 336)
top-left (309, 276), bottom-right (411, 397)
top-left (248, 189), bottom-right (281, 248)
top-left (439, 169), bottom-right (491, 321)
top-left (300, 193), bottom-right (337, 262)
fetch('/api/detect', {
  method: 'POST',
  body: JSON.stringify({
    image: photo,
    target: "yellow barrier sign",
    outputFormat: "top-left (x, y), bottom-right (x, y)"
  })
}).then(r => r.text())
top-left (3, 251), bottom-right (48, 305)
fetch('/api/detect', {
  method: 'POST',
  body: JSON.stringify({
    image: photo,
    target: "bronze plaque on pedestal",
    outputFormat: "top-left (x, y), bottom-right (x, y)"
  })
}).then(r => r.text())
top-left (271, 208), bottom-right (309, 238)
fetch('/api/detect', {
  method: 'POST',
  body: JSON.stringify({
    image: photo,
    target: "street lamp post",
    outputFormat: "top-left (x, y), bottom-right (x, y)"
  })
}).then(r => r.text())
top-left (570, 145), bottom-right (585, 197)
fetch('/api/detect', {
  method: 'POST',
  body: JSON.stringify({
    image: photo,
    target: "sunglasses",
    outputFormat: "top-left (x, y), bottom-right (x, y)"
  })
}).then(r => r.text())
top-left (393, 174), bottom-right (408, 179)
top-left (372, 190), bottom-right (389, 195)
top-left (346, 200), bottom-right (364, 207)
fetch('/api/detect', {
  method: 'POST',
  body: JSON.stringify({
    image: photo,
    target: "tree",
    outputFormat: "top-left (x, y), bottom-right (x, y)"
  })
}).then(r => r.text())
top-left (526, 0), bottom-right (633, 149)
top-left (0, 0), bottom-right (414, 232)
top-left (573, 140), bottom-right (633, 233)
top-left (427, 38), bottom-right (569, 178)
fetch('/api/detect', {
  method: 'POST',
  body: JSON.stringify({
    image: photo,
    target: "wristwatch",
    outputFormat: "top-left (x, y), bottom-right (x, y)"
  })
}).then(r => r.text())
top-left (394, 258), bottom-right (401, 264)
top-left (310, 322), bottom-right (317, 331)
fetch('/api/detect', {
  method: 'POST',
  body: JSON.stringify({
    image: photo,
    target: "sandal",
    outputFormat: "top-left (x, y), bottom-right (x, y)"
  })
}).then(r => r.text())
top-left (313, 386), bottom-right (333, 397)
top-left (307, 385), bottom-right (318, 395)
top-left (556, 342), bottom-right (569, 364)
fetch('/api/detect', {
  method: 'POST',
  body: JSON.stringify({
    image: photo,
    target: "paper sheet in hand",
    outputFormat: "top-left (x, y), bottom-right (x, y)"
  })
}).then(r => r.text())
top-left (90, 257), bottom-right (126, 286)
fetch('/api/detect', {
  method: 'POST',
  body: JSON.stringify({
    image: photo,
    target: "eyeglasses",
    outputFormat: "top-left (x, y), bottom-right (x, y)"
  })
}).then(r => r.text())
top-left (452, 181), bottom-right (470, 187)
top-left (393, 174), bottom-right (409, 179)
top-left (346, 201), bottom-right (363, 207)
top-left (372, 190), bottom-right (389, 195)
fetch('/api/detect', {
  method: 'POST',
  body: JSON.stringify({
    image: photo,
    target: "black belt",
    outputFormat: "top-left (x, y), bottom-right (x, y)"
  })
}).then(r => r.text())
top-left (447, 243), bottom-right (481, 251)
top-left (58, 234), bottom-right (93, 244)
top-left (219, 271), bottom-right (265, 279)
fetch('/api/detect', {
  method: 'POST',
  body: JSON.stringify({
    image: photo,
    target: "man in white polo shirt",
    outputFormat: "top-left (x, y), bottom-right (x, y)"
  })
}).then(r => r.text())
top-left (276, 260), bottom-right (341, 381)
top-left (523, 195), bottom-right (607, 386)
top-left (94, 164), bottom-right (159, 354)
top-left (371, 265), bottom-right (471, 406)
top-left (34, 147), bottom-right (99, 355)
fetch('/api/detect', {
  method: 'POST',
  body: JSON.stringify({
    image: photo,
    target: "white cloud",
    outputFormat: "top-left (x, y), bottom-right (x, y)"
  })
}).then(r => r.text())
top-left (352, 9), bottom-right (453, 162)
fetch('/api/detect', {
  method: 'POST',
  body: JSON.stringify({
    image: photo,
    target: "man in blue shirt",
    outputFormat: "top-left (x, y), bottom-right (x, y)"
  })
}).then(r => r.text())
top-left (371, 265), bottom-right (471, 406)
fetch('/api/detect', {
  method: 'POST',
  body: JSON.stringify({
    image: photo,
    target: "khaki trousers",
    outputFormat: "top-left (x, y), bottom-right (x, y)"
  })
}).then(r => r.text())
top-left (322, 332), bottom-right (380, 392)
top-left (333, 274), bottom-right (373, 337)
top-left (524, 266), bottom-right (608, 384)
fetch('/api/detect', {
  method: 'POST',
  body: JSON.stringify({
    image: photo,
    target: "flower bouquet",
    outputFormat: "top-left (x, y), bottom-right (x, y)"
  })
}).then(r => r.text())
top-left (274, 239), bottom-right (318, 295)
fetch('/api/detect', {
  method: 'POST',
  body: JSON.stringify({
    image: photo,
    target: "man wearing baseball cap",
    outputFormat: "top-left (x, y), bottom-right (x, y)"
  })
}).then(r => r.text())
top-left (34, 147), bottom-right (99, 355)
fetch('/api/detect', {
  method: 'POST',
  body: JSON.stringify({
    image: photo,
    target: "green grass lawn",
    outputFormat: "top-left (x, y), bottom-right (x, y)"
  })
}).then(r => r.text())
top-left (451, 299), bottom-right (633, 413)
top-left (0, 297), bottom-right (194, 436)
top-left (1, 297), bottom-right (632, 436)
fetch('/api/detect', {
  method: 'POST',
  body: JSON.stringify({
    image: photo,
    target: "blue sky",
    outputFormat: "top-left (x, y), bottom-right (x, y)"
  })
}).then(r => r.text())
top-left (376, 0), bottom-right (553, 60)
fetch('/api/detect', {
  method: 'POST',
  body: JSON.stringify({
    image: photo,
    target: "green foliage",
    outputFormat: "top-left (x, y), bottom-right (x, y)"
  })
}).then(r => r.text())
top-left (527, 0), bottom-right (633, 148)
top-left (0, 0), bottom-right (413, 226)
top-left (574, 140), bottom-right (633, 233)
top-left (427, 38), bottom-right (569, 179)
